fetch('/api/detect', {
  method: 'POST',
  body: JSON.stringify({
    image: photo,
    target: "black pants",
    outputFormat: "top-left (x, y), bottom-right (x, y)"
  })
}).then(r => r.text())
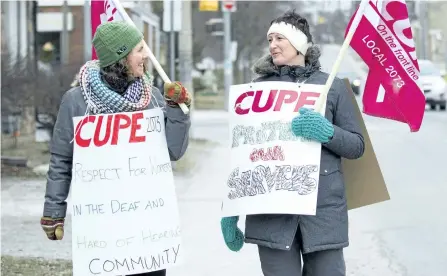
top-left (128, 269), bottom-right (166, 276)
top-left (258, 229), bottom-right (345, 276)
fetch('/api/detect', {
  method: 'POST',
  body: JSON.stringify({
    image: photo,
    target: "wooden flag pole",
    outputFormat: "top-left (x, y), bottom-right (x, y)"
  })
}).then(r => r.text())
top-left (314, 0), bottom-right (369, 113)
top-left (113, 0), bottom-right (190, 115)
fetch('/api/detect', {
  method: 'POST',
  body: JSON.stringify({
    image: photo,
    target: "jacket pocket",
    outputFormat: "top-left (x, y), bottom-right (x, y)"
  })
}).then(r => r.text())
top-left (245, 214), bottom-right (298, 247)
top-left (317, 166), bottom-right (345, 207)
top-left (319, 166), bottom-right (339, 176)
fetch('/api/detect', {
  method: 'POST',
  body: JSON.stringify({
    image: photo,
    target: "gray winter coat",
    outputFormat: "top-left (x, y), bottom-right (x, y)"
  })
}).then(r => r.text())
top-left (43, 86), bottom-right (190, 219)
top-left (244, 55), bottom-right (365, 254)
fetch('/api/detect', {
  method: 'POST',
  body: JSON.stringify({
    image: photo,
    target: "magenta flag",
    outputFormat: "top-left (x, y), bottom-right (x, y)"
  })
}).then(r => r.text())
top-left (346, 0), bottom-right (425, 132)
top-left (90, 0), bottom-right (126, 60)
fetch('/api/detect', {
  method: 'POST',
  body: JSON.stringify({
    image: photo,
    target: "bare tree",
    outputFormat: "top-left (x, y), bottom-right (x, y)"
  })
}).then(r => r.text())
top-left (34, 62), bottom-right (80, 120)
top-left (189, 2), bottom-right (295, 63)
top-left (150, 1), bottom-right (212, 64)
top-left (232, 2), bottom-right (306, 82)
top-left (1, 48), bottom-right (37, 141)
top-left (315, 10), bottom-right (349, 45)
top-left (150, 1), bottom-right (303, 85)
top-left (150, 1), bottom-right (297, 65)
top-left (1, 46), bottom-right (80, 146)
top-left (232, 2), bottom-right (286, 59)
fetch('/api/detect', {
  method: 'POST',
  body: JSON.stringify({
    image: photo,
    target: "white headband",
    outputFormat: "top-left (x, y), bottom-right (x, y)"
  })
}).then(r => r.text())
top-left (267, 22), bottom-right (311, 55)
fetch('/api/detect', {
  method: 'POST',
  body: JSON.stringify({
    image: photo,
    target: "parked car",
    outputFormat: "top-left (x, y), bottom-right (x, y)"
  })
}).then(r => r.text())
top-left (418, 59), bottom-right (446, 111)
top-left (337, 71), bottom-right (362, 95)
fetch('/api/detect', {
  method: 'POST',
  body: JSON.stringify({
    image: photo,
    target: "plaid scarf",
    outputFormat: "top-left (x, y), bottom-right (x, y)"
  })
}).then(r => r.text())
top-left (78, 60), bottom-right (153, 114)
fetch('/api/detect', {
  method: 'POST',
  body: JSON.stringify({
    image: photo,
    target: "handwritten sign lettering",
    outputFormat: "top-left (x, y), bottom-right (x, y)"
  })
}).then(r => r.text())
top-left (87, 244), bottom-right (180, 275)
top-left (71, 109), bottom-right (183, 275)
top-left (221, 82), bottom-right (327, 217)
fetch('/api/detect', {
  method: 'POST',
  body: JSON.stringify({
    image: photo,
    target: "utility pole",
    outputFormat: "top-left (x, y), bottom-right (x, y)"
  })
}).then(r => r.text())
top-left (17, 0), bottom-right (22, 66)
top-left (169, 0), bottom-right (175, 80)
top-left (28, 1), bottom-right (38, 74)
top-left (419, 1), bottom-right (429, 59)
top-left (223, 9), bottom-right (232, 111)
top-left (444, 36), bottom-right (447, 71)
top-left (178, 0), bottom-right (194, 112)
top-left (83, 0), bottom-right (91, 62)
top-left (164, 0), bottom-right (180, 80)
top-left (61, 0), bottom-right (69, 64)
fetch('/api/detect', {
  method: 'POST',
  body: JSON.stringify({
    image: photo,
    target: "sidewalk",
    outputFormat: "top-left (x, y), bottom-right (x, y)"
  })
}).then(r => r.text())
top-left (1, 146), bottom-right (263, 276)
top-left (173, 109), bottom-right (407, 275)
top-left (168, 145), bottom-right (263, 276)
top-left (191, 109), bottom-right (229, 123)
top-left (2, 109), bottom-right (407, 275)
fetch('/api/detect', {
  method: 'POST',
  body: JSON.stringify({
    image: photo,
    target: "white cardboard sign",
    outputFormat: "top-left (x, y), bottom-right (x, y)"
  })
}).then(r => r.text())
top-left (71, 108), bottom-right (182, 275)
top-left (221, 81), bottom-right (326, 217)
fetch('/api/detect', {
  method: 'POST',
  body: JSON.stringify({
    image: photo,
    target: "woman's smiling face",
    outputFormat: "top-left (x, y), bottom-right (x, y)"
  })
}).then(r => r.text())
top-left (126, 40), bottom-right (148, 77)
top-left (268, 32), bottom-right (300, 66)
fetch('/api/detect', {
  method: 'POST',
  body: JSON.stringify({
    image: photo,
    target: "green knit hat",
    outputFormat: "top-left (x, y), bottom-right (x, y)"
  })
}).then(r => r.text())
top-left (92, 21), bottom-right (143, 68)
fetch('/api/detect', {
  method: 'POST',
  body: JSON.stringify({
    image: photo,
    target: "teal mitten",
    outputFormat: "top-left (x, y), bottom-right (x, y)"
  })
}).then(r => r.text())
top-left (291, 107), bottom-right (334, 143)
top-left (220, 216), bottom-right (244, 252)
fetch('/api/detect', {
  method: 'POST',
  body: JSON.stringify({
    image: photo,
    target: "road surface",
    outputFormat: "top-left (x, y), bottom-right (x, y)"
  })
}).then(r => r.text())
top-left (188, 101), bottom-right (447, 275)
top-left (3, 107), bottom-right (445, 276)
top-left (2, 44), bottom-right (446, 275)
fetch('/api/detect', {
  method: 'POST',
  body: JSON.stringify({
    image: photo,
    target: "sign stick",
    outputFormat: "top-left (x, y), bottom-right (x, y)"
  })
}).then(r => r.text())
top-left (113, 0), bottom-right (190, 115)
top-left (314, 0), bottom-right (369, 113)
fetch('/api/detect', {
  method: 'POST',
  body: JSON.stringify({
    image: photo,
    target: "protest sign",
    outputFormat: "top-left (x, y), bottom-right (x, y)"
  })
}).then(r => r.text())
top-left (221, 81), bottom-right (326, 217)
top-left (70, 109), bottom-right (182, 276)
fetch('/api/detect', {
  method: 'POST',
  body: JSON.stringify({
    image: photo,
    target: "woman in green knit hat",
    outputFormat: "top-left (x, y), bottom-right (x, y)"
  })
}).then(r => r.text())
top-left (40, 21), bottom-right (191, 276)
